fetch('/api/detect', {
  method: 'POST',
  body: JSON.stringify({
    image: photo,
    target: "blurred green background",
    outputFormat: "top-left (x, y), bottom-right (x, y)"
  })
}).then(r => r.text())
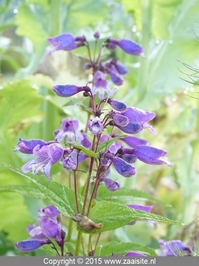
top-left (1, 0), bottom-right (199, 256)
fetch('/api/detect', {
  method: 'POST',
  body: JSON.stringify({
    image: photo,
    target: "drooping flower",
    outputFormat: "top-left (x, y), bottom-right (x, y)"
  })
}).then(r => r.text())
top-left (158, 239), bottom-right (193, 256)
top-left (47, 33), bottom-right (86, 54)
top-left (105, 153), bottom-right (136, 177)
top-left (106, 38), bottom-right (144, 56)
top-left (110, 112), bottom-right (129, 127)
top-left (115, 107), bottom-right (156, 135)
top-left (88, 117), bottom-right (103, 135)
top-left (21, 142), bottom-right (64, 179)
top-left (133, 146), bottom-right (172, 166)
top-left (107, 98), bottom-right (127, 112)
top-left (102, 177), bottom-right (120, 191)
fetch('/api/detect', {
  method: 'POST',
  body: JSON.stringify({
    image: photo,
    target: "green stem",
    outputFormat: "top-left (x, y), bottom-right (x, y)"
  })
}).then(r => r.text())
top-left (66, 219), bottom-right (73, 242)
top-left (75, 231), bottom-right (82, 256)
top-left (74, 170), bottom-right (80, 213)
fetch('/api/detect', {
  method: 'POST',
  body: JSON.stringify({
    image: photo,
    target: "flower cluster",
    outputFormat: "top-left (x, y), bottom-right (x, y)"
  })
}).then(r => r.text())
top-left (14, 31), bottom-right (173, 256)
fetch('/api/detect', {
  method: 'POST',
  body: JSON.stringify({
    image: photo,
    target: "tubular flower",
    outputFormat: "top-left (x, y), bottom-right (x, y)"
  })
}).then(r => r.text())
top-left (106, 38), bottom-right (144, 56)
top-left (102, 177), bottom-right (120, 191)
top-left (134, 146), bottom-right (172, 166)
top-left (16, 239), bottom-right (51, 252)
top-left (105, 153), bottom-right (136, 177)
top-left (53, 85), bottom-right (90, 97)
top-left (13, 138), bottom-right (49, 154)
top-left (107, 98), bottom-right (127, 112)
top-left (120, 135), bottom-right (149, 148)
top-left (110, 112), bottom-right (129, 127)
top-left (47, 33), bottom-right (86, 54)
top-left (115, 107), bottom-right (156, 135)
top-left (21, 142), bottom-right (64, 179)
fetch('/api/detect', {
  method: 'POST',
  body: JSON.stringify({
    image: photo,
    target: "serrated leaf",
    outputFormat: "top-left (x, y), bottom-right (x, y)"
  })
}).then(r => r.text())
top-left (70, 142), bottom-right (99, 159)
top-left (97, 186), bottom-right (170, 206)
top-left (0, 184), bottom-right (45, 199)
top-left (96, 241), bottom-right (157, 256)
top-left (80, 201), bottom-right (182, 234)
top-left (4, 164), bottom-right (84, 216)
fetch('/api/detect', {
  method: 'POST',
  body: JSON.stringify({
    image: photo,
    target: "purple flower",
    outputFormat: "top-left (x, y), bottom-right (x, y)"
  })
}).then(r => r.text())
top-left (16, 205), bottom-right (63, 252)
top-left (105, 64), bottom-right (123, 85)
top-left (120, 136), bottom-right (149, 148)
top-left (38, 205), bottom-right (62, 243)
top-left (116, 107), bottom-right (156, 135)
top-left (107, 99), bottom-right (127, 112)
top-left (93, 71), bottom-right (108, 88)
top-left (106, 38), bottom-right (144, 56)
top-left (94, 31), bottom-right (100, 39)
top-left (13, 138), bottom-right (48, 154)
top-left (53, 85), bottom-right (89, 97)
top-left (134, 146), bottom-right (172, 166)
top-left (92, 71), bottom-right (112, 99)
top-left (16, 239), bottom-right (51, 252)
top-left (102, 177), bottom-right (120, 191)
top-left (110, 112), bottom-right (129, 127)
top-left (106, 153), bottom-right (136, 177)
top-left (47, 33), bottom-right (86, 54)
top-left (22, 142), bottom-right (64, 179)
top-left (117, 148), bottom-right (137, 163)
top-left (54, 118), bottom-right (80, 142)
top-left (111, 60), bottom-right (128, 75)
top-left (88, 117), bottom-right (103, 135)
top-left (79, 131), bottom-right (91, 149)
top-left (158, 239), bottom-right (193, 256)
top-left (61, 149), bottom-right (78, 170)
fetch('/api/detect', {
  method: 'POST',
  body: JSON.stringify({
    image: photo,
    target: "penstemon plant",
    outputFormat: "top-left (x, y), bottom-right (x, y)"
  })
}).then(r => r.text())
top-left (10, 31), bottom-right (189, 257)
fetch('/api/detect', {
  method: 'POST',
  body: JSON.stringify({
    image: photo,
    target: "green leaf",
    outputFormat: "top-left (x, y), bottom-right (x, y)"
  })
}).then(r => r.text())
top-left (4, 164), bottom-right (84, 216)
top-left (96, 241), bottom-right (157, 256)
top-left (70, 142), bottom-right (99, 159)
top-left (97, 186), bottom-right (170, 206)
top-left (97, 135), bottom-right (127, 152)
top-left (79, 201), bottom-right (182, 234)
top-left (16, 4), bottom-right (48, 48)
top-left (0, 184), bottom-right (45, 199)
